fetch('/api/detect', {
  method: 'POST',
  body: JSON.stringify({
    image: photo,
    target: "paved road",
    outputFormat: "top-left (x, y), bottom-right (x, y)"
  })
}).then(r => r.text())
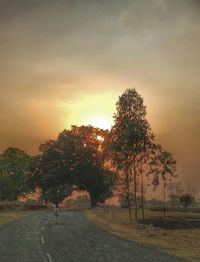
top-left (0, 210), bottom-right (186, 262)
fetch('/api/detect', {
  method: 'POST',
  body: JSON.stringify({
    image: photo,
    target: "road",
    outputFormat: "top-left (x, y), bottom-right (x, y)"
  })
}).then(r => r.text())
top-left (0, 209), bottom-right (186, 262)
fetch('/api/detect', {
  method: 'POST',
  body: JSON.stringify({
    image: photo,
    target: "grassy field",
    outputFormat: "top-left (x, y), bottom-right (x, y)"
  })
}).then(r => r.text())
top-left (0, 210), bottom-right (34, 225)
top-left (85, 206), bottom-right (200, 262)
top-left (0, 201), bottom-right (46, 225)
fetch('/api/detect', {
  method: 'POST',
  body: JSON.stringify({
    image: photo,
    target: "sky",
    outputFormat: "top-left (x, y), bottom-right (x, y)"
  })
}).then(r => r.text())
top-left (0, 0), bottom-right (200, 193)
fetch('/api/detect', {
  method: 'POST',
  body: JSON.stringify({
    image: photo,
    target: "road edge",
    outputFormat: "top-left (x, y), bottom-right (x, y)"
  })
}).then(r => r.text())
top-left (84, 209), bottom-right (190, 262)
top-left (0, 209), bottom-right (48, 231)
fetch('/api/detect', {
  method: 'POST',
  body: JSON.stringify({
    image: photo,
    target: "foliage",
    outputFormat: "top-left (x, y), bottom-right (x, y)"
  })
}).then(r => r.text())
top-left (44, 185), bottom-right (73, 207)
top-left (109, 88), bottom-right (153, 222)
top-left (0, 174), bottom-right (15, 200)
top-left (29, 139), bottom-right (73, 206)
top-left (119, 192), bottom-right (134, 208)
top-left (111, 88), bottom-right (153, 169)
top-left (65, 126), bottom-right (116, 207)
top-left (29, 125), bottom-right (116, 207)
top-left (180, 194), bottom-right (193, 207)
top-left (150, 144), bottom-right (177, 190)
top-left (149, 144), bottom-right (177, 218)
top-left (0, 147), bottom-right (31, 200)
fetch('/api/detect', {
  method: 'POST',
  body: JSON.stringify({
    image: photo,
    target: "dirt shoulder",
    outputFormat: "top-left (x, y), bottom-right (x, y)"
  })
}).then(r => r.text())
top-left (0, 210), bottom-right (37, 225)
top-left (84, 206), bottom-right (200, 262)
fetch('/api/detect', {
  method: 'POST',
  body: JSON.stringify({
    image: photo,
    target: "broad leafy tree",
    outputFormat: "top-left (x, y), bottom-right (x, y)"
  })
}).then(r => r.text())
top-left (29, 140), bottom-right (73, 207)
top-left (59, 126), bottom-right (116, 207)
top-left (180, 194), bottom-right (193, 207)
top-left (0, 147), bottom-right (31, 200)
top-left (29, 125), bottom-right (116, 207)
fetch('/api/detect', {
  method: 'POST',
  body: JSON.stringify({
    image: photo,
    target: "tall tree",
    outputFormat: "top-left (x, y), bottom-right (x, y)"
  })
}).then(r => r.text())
top-left (110, 88), bottom-right (153, 222)
top-left (137, 153), bottom-right (146, 227)
top-left (117, 169), bottom-right (133, 221)
top-left (137, 146), bottom-right (156, 227)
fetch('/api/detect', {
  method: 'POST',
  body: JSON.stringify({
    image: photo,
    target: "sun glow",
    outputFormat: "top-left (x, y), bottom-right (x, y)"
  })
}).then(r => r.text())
top-left (64, 93), bottom-right (116, 131)
top-left (97, 135), bottom-right (104, 141)
top-left (82, 115), bottom-right (111, 130)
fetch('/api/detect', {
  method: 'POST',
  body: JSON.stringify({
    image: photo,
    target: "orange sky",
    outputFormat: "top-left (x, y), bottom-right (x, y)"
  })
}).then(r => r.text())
top-left (0, 0), bottom-right (200, 195)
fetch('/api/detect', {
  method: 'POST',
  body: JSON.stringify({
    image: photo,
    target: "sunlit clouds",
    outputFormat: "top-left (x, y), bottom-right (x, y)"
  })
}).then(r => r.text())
top-left (0, 0), bottom-right (200, 188)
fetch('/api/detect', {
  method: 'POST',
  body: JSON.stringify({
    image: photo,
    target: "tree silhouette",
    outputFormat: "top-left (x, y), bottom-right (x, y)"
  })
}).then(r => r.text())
top-left (180, 194), bottom-right (193, 207)
top-left (61, 126), bottom-right (116, 207)
top-left (0, 147), bottom-right (30, 200)
top-left (109, 88), bottom-right (153, 222)
top-left (29, 140), bottom-right (73, 207)
top-left (29, 125), bottom-right (116, 207)
top-left (150, 144), bottom-right (177, 228)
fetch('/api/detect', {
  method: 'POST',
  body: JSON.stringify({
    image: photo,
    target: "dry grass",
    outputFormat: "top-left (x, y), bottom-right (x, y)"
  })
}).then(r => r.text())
top-left (0, 210), bottom-right (35, 225)
top-left (85, 206), bottom-right (200, 262)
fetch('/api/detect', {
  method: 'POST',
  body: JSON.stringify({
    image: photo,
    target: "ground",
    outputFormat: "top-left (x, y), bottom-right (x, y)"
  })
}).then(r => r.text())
top-left (0, 210), bottom-right (32, 225)
top-left (0, 209), bottom-right (186, 262)
top-left (84, 206), bottom-right (200, 262)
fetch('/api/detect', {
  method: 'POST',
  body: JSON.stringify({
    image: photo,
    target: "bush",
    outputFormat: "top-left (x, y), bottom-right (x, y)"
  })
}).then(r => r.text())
top-left (180, 194), bottom-right (193, 207)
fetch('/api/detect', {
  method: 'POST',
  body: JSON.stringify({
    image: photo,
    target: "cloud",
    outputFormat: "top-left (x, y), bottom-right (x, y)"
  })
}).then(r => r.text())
top-left (0, 0), bottom-right (199, 187)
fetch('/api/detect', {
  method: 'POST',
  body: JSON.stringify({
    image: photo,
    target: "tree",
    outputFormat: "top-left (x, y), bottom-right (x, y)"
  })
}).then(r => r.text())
top-left (44, 184), bottom-right (73, 208)
top-left (109, 88), bottom-right (153, 222)
top-left (0, 147), bottom-right (31, 200)
top-left (29, 140), bottom-right (73, 207)
top-left (29, 125), bottom-right (116, 207)
top-left (150, 144), bottom-right (176, 227)
top-left (59, 126), bottom-right (116, 207)
top-left (136, 150), bottom-right (153, 227)
top-left (0, 174), bottom-right (14, 200)
top-left (186, 183), bottom-right (197, 202)
top-left (180, 194), bottom-right (193, 207)
top-left (118, 169), bottom-right (134, 221)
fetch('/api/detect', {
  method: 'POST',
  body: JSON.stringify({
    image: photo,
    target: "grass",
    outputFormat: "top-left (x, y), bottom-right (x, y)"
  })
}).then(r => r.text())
top-left (0, 210), bottom-right (38, 225)
top-left (85, 206), bottom-right (200, 262)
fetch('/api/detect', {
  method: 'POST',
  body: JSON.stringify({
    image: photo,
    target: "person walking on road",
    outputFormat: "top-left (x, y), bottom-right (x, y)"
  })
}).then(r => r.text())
top-left (53, 206), bottom-right (61, 224)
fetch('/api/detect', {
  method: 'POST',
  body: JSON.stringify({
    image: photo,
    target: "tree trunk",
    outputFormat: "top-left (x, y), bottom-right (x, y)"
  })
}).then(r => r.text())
top-left (133, 158), bottom-right (138, 222)
top-left (163, 178), bottom-right (166, 233)
top-left (125, 169), bottom-right (132, 223)
top-left (89, 193), bottom-right (97, 208)
top-left (163, 182), bottom-right (166, 218)
top-left (140, 162), bottom-right (145, 228)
